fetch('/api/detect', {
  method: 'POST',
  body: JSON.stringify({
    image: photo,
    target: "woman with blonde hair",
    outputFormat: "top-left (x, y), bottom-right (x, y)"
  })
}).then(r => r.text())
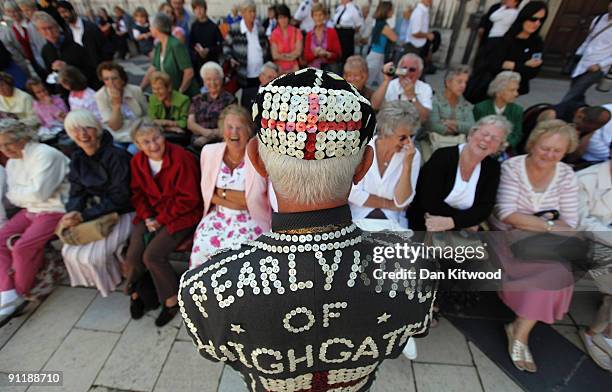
top-left (491, 119), bottom-right (580, 373)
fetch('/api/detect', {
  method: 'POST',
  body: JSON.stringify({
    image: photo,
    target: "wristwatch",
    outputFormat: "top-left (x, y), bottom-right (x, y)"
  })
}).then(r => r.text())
top-left (545, 220), bottom-right (555, 231)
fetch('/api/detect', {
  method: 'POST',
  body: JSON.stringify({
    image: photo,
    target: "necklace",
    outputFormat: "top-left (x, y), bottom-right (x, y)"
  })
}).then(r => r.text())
top-left (224, 153), bottom-right (242, 167)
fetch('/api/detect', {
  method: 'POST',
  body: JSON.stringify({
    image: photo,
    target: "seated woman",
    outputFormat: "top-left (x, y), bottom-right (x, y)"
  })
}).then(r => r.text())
top-left (94, 62), bottom-right (147, 144)
top-left (269, 4), bottom-right (303, 74)
top-left (426, 65), bottom-right (475, 140)
top-left (188, 62), bottom-right (237, 148)
top-left (58, 66), bottom-right (101, 120)
top-left (147, 71), bottom-right (191, 146)
top-left (26, 78), bottom-right (67, 131)
top-left (473, 71), bottom-right (523, 153)
top-left (59, 110), bottom-right (134, 297)
top-left (0, 118), bottom-right (69, 319)
top-left (304, 3), bottom-right (341, 72)
top-left (0, 72), bottom-right (36, 123)
top-left (349, 101), bottom-right (421, 229)
top-left (490, 120), bottom-right (580, 373)
top-left (125, 122), bottom-right (202, 327)
top-left (409, 115), bottom-right (511, 232)
top-left (190, 105), bottom-right (271, 269)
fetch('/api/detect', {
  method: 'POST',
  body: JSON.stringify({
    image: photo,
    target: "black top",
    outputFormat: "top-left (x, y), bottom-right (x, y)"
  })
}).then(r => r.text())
top-left (408, 146), bottom-right (501, 230)
top-left (189, 19), bottom-right (224, 65)
top-left (65, 130), bottom-right (133, 221)
top-left (80, 19), bottom-right (106, 68)
top-left (180, 205), bottom-right (436, 392)
top-left (41, 35), bottom-right (100, 89)
top-left (240, 85), bottom-right (259, 110)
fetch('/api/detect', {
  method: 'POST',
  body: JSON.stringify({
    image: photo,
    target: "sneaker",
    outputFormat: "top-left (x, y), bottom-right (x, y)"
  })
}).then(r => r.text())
top-left (592, 333), bottom-right (612, 357)
top-left (155, 304), bottom-right (179, 327)
top-left (402, 337), bottom-right (418, 360)
top-left (0, 297), bottom-right (27, 328)
top-left (130, 297), bottom-right (145, 320)
top-left (580, 329), bottom-right (612, 371)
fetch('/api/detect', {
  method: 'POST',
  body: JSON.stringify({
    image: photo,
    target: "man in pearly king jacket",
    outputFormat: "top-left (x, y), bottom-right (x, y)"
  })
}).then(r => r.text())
top-left (179, 68), bottom-right (437, 392)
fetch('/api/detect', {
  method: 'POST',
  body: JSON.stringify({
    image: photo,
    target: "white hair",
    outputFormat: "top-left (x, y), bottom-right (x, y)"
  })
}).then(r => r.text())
top-left (240, 0), bottom-right (256, 12)
top-left (258, 142), bottom-right (366, 205)
top-left (487, 71), bottom-right (521, 97)
top-left (64, 110), bottom-right (104, 139)
top-left (200, 61), bottom-right (224, 80)
top-left (468, 115), bottom-right (513, 151)
top-left (399, 53), bottom-right (424, 73)
top-left (32, 11), bottom-right (60, 28)
top-left (376, 101), bottom-right (421, 137)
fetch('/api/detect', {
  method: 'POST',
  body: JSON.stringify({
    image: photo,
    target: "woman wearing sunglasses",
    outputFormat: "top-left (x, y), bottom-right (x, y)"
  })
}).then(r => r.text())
top-left (349, 101), bottom-right (421, 230)
top-left (465, 1), bottom-right (548, 104)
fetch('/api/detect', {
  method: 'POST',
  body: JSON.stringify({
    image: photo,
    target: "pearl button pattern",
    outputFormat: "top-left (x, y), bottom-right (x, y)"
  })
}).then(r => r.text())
top-left (253, 68), bottom-right (376, 161)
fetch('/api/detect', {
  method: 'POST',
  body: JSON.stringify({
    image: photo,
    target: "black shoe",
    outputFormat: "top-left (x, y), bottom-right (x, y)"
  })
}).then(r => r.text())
top-left (155, 304), bottom-right (179, 327)
top-left (130, 297), bottom-right (145, 319)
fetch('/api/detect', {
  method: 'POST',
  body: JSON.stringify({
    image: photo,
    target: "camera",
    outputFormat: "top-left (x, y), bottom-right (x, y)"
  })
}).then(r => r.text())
top-left (384, 66), bottom-right (407, 77)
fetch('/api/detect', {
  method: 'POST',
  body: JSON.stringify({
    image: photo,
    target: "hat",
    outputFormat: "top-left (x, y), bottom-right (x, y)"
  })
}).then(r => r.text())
top-left (252, 68), bottom-right (376, 160)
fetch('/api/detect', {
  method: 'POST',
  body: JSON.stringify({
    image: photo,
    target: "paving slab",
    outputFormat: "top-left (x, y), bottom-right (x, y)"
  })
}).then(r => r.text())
top-left (374, 356), bottom-right (415, 392)
top-left (0, 303), bottom-right (38, 350)
top-left (468, 342), bottom-right (521, 392)
top-left (217, 366), bottom-right (248, 392)
top-left (76, 292), bottom-right (131, 333)
top-left (552, 325), bottom-right (585, 353)
top-left (569, 291), bottom-right (601, 327)
top-left (28, 328), bottom-right (119, 392)
top-left (413, 317), bottom-right (472, 366)
top-left (94, 318), bottom-right (177, 392)
top-left (413, 363), bottom-right (483, 392)
top-left (176, 324), bottom-right (191, 342)
top-left (153, 341), bottom-right (223, 392)
top-left (0, 287), bottom-right (96, 372)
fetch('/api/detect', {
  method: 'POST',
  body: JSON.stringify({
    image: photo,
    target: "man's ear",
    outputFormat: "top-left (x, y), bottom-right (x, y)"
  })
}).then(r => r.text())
top-left (353, 145), bottom-right (374, 185)
top-left (247, 137), bottom-right (268, 178)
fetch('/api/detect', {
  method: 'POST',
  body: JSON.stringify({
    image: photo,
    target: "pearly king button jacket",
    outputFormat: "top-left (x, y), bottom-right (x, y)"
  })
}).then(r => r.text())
top-left (180, 205), bottom-right (437, 392)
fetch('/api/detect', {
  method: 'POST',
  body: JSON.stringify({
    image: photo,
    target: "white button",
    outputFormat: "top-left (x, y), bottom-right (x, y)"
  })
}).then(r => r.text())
top-left (296, 132), bottom-right (307, 142)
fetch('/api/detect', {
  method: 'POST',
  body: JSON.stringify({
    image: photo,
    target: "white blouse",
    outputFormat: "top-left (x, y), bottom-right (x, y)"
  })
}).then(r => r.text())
top-left (349, 136), bottom-right (421, 228)
top-left (443, 144), bottom-right (480, 210)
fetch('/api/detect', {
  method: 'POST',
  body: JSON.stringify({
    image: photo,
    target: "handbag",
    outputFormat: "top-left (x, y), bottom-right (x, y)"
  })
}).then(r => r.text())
top-left (421, 132), bottom-right (467, 162)
top-left (509, 210), bottom-right (591, 266)
top-left (56, 212), bottom-right (120, 246)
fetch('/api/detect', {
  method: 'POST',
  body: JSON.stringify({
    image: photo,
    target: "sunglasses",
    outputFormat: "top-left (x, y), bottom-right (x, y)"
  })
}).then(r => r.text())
top-left (528, 16), bottom-right (545, 22)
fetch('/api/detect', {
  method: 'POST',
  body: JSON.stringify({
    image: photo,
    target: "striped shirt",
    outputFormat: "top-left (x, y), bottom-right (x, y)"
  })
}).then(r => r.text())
top-left (493, 155), bottom-right (579, 229)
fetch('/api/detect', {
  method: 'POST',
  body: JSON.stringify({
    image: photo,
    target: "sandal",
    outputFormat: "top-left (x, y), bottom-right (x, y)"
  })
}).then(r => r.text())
top-left (505, 323), bottom-right (537, 373)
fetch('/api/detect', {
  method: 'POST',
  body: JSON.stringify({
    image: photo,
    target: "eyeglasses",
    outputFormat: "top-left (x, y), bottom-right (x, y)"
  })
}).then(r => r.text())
top-left (528, 16), bottom-right (545, 22)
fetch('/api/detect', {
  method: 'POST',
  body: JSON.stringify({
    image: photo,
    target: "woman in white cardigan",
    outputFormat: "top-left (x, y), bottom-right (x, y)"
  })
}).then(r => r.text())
top-left (349, 101), bottom-right (421, 229)
top-left (0, 118), bottom-right (69, 320)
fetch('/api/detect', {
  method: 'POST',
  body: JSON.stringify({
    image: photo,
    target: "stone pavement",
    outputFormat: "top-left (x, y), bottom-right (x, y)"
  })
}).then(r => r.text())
top-left (0, 62), bottom-right (609, 391)
top-left (0, 280), bottom-right (601, 392)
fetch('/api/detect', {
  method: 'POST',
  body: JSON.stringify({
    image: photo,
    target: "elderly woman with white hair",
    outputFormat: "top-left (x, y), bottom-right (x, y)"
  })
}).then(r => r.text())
top-left (188, 61), bottom-right (237, 147)
top-left (474, 71), bottom-right (524, 153)
top-left (58, 110), bottom-right (134, 297)
top-left (140, 12), bottom-right (198, 97)
top-left (189, 105), bottom-right (271, 269)
top-left (349, 101), bottom-right (421, 229)
top-left (0, 118), bottom-right (69, 320)
top-left (147, 71), bottom-right (191, 146)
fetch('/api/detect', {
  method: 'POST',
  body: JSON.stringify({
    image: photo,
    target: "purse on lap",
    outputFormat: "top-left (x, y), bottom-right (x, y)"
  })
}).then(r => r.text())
top-left (56, 212), bottom-right (120, 246)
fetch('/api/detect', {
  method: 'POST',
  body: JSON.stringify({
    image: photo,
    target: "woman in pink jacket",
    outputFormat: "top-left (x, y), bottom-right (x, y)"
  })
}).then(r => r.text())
top-left (189, 105), bottom-right (271, 269)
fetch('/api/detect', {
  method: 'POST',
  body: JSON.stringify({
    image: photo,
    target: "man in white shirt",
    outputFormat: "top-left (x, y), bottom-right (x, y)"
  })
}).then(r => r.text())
top-left (293, 0), bottom-right (319, 33)
top-left (561, 2), bottom-right (612, 106)
top-left (566, 104), bottom-right (612, 165)
top-left (403, 0), bottom-right (434, 58)
top-left (371, 53), bottom-right (433, 122)
top-left (332, 0), bottom-right (363, 62)
top-left (488, 0), bottom-right (521, 38)
top-left (583, 104), bottom-right (612, 163)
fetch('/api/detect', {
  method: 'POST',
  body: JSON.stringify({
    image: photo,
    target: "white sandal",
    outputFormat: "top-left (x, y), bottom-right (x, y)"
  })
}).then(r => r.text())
top-left (505, 323), bottom-right (537, 373)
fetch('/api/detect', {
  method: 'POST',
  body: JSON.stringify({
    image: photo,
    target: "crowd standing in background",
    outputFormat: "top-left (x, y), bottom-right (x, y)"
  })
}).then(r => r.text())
top-left (0, 0), bottom-right (611, 378)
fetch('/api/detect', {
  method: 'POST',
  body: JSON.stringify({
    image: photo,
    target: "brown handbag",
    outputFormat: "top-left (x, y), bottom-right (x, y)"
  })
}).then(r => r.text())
top-left (56, 212), bottom-right (120, 246)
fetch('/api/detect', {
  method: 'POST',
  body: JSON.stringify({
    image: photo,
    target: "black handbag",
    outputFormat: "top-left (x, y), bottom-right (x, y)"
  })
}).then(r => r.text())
top-left (561, 54), bottom-right (582, 76)
top-left (510, 210), bottom-right (591, 267)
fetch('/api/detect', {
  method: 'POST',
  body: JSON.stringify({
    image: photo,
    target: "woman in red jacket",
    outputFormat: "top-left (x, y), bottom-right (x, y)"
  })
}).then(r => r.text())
top-left (125, 121), bottom-right (203, 327)
top-left (303, 3), bottom-right (342, 72)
